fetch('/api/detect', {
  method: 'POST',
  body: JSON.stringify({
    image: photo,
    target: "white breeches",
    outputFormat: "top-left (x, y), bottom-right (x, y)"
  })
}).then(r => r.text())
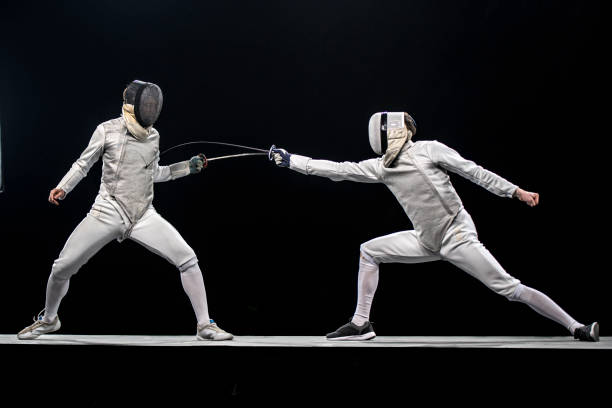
top-left (50, 197), bottom-right (197, 282)
top-left (360, 209), bottom-right (520, 297)
top-left (44, 196), bottom-right (209, 323)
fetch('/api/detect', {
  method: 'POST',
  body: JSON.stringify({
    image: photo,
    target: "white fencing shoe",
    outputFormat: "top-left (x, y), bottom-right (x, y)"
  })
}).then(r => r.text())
top-left (196, 320), bottom-right (233, 341)
top-left (17, 312), bottom-right (61, 340)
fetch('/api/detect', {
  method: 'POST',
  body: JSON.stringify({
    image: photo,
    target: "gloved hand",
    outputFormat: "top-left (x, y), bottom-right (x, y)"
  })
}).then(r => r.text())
top-left (189, 154), bottom-right (207, 174)
top-left (271, 147), bottom-right (291, 168)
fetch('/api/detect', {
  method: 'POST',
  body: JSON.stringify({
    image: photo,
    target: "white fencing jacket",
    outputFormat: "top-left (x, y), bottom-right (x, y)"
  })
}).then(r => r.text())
top-left (289, 140), bottom-right (518, 252)
top-left (56, 117), bottom-right (190, 227)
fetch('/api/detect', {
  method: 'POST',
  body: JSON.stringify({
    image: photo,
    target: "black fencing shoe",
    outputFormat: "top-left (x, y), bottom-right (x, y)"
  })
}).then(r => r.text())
top-left (574, 322), bottom-right (599, 342)
top-left (326, 320), bottom-right (376, 341)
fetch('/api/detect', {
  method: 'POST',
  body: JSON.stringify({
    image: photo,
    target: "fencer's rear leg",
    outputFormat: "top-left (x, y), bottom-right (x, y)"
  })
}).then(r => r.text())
top-left (443, 235), bottom-right (598, 341)
top-left (18, 213), bottom-right (120, 339)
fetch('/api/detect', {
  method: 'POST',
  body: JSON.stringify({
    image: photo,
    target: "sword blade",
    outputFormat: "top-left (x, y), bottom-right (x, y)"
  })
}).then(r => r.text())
top-left (145, 141), bottom-right (271, 168)
top-left (161, 141), bottom-right (269, 156)
top-left (207, 152), bottom-right (267, 161)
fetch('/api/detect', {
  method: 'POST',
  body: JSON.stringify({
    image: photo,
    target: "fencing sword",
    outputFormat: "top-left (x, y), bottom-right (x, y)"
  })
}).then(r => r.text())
top-left (144, 140), bottom-right (279, 168)
top-left (191, 152), bottom-right (269, 169)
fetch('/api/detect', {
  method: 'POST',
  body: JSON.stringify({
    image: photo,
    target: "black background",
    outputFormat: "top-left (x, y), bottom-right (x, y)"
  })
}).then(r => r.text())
top-left (0, 0), bottom-right (608, 338)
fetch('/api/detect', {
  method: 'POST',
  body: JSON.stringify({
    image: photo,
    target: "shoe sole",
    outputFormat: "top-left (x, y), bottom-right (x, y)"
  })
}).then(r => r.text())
top-left (17, 333), bottom-right (42, 340)
top-left (591, 322), bottom-right (600, 342)
top-left (17, 321), bottom-right (61, 340)
top-left (196, 335), bottom-right (234, 341)
top-left (326, 332), bottom-right (376, 341)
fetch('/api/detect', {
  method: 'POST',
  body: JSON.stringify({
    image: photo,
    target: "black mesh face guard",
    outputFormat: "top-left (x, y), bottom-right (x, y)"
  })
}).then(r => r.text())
top-left (380, 112), bottom-right (388, 154)
top-left (124, 80), bottom-right (163, 127)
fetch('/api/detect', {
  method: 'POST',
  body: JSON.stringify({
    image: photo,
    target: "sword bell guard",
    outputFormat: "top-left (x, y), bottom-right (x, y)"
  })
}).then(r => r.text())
top-left (268, 145), bottom-right (276, 161)
top-left (198, 153), bottom-right (208, 169)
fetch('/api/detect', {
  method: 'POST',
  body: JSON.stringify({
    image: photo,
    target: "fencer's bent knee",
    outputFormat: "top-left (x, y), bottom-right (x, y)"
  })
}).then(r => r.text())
top-left (173, 243), bottom-right (197, 270)
top-left (50, 254), bottom-right (85, 281)
top-left (178, 256), bottom-right (199, 273)
top-left (360, 249), bottom-right (377, 265)
top-left (49, 269), bottom-right (70, 284)
top-left (359, 244), bottom-right (379, 265)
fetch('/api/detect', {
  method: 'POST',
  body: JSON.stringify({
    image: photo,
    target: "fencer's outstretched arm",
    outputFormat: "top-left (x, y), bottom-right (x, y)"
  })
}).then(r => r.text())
top-left (271, 148), bottom-right (381, 183)
top-left (272, 144), bottom-right (539, 207)
top-left (52, 124), bottom-right (106, 204)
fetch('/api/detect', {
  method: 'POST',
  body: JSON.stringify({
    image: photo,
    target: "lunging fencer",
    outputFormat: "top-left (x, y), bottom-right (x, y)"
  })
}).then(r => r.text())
top-left (18, 80), bottom-right (232, 341)
top-left (271, 111), bottom-right (599, 341)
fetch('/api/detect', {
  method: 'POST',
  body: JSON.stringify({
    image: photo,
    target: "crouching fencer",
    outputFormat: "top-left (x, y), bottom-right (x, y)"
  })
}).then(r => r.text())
top-left (271, 111), bottom-right (599, 341)
top-left (18, 80), bottom-right (232, 341)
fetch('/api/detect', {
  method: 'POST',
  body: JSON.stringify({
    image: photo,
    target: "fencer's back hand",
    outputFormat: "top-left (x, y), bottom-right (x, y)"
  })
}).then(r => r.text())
top-left (271, 147), bottom-right (291, 168)
top-left (48, 188), bottom-right (66, 206)
top-left (189, 154), bottom-right (207, 174)
top-left (514, 188), bottom-right (539, 207)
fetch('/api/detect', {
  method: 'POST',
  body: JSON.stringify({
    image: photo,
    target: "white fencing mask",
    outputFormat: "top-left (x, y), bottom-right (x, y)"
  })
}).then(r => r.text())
top-left (368, 112), bottom-right (416, 167)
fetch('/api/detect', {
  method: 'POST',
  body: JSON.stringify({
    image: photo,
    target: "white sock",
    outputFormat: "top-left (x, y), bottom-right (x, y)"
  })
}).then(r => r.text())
top-left (511, 284), bottom-right (582, 334)
top-left (351, 253), bottom-right (379, 326)
top-left (43, 273), bottom-right (70, 323)
top-left (180, 263), bottom-right (210, 327)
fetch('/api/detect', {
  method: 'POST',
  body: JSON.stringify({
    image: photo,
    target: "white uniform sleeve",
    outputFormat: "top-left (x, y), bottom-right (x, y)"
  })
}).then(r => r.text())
top-left (153, 160), bottom-right (190, 182)
top-left (56, 124), bottom-right (105, 195)
top-left (150, 128), bottom-right (190, 182)
top-left (289, 154), bottom-right (381, 183)
top-left (153, 162), bottom-right (171, 182)
top-left (427, 141), bottom-right (518, 197)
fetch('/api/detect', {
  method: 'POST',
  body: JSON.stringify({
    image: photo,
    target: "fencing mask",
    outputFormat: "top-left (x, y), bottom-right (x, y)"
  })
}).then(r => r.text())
top-left (368, 112), bottom-right (417, 167)
top-left (123, 80), bottom-right (163, 128)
